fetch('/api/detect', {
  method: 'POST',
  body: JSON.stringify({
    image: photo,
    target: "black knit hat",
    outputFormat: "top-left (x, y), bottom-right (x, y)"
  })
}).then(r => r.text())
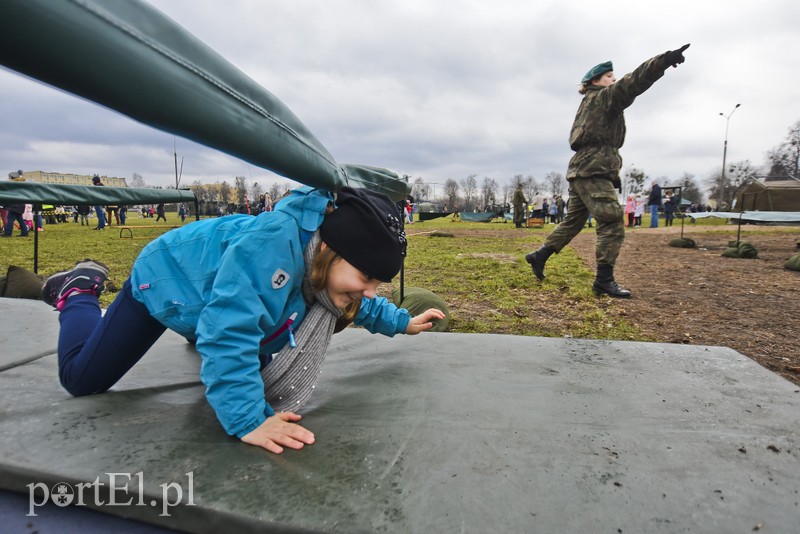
top-left (320, 187), bottom-right (406, 282)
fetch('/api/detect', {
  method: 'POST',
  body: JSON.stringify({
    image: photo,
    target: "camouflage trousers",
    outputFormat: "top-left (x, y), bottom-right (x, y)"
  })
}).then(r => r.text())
top-left (513, 203), bottom-right (525, 226)
top-left (544, 175), bottom-right (625, 266)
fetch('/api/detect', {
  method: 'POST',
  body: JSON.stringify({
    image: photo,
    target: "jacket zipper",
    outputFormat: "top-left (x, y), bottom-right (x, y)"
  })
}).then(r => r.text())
top-left (261, 312), bottom-right (298, 347)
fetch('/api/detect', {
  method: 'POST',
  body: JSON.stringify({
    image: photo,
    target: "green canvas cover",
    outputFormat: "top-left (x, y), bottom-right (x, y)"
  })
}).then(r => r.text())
top-left (391, 287), bottom-right (451, 332)
top-left (668, 237), bottom-right (696, 248)
top-left (785, 254), bottom-right (800, 272)
top-left (0, 0), bottom-right (410, 200)
top-left (460, 212), bottom-right (498, 222)
top-left (0, 181), bottom-right (195, 206)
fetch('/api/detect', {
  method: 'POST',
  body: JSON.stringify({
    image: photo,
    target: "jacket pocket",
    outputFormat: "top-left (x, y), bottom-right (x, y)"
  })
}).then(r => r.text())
top-left (588, 192), bottom-right (623, 223)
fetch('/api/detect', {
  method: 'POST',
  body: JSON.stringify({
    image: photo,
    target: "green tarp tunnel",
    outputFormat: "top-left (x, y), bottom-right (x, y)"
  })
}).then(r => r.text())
top-left (0, 182), bottom-right (196, 206)
top-left (0, 181), bottom-right (199, 273)
top-left (0, 0), bottom-right (410, 201)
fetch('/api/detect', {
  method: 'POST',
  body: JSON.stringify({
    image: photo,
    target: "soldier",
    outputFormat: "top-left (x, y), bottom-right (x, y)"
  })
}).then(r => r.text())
top-left (512, 182), bottom-right (528, 228)
top-left (524, 44), bottom-right (690, 298)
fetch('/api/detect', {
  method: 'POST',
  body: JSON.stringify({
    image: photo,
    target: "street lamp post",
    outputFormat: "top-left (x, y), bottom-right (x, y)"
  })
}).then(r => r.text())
top-left (718, 103), bottom-right (741, 210)
top-left (426, 182), bottom-right (440, 204)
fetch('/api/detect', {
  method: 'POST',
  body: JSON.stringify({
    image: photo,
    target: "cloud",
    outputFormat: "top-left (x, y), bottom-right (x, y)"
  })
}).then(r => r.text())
top-left (2, 0), bottom-right (800, 196)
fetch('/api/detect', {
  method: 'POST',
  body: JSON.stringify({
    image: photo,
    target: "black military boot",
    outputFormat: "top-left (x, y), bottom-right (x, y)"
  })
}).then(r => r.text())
top-left (525, 245), bottom-right (556, 280)
top-left (593, 263), bottom-right (631, 298)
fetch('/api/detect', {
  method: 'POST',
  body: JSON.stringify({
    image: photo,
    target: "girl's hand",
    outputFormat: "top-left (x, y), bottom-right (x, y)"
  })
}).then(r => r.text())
top-left (405, 308), bottom-right (446, 335)
top-left (241, 412), bottom-right (315, 454)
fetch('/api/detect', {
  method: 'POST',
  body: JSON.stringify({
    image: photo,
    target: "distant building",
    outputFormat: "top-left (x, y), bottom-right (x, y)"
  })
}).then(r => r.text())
top-left (17, 170), bottom-right (128, 187)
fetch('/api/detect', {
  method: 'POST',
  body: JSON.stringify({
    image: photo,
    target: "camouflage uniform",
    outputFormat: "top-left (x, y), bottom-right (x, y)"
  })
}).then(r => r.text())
top-left (512, 186), bottom-right (527, 227)
top-left (544, 52), bottom-right (674, 266)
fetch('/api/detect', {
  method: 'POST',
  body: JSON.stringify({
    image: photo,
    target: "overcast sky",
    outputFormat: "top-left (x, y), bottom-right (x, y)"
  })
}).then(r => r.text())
top-left (2, 0), bottom-right (799, 198)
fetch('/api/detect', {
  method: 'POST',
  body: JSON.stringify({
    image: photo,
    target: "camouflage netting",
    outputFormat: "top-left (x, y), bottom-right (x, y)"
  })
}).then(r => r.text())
top-left (785, 254), bottom-right (800, 272)
top-left (668, 237), bottom-right (696, 248)
top-left (721, 240), bottom-right (758, 259)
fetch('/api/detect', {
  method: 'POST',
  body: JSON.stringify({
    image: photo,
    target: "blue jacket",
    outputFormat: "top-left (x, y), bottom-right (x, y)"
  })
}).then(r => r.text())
top-left (131, 187), bottom-right (411, 438)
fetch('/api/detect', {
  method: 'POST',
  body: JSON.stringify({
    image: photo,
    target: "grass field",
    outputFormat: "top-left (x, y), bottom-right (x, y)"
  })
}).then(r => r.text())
top-left (1, 212), bottom-right (730, 341)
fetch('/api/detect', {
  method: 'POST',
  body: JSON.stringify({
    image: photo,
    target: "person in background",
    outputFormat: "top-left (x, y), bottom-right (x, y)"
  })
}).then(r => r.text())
top-left (634, 195), bottom-right (645, 227)
top-left (77, 205), bottom-right (91, 226)
top-left (91, 175), bottom-right (107, 231)
top-left (549, 196), bottom-right (559, 224)
top-left (663, 190), bottom-right (676, 227)
top-left (2, 202), bottom-right (29, 237)
top-left (1, 205), bottom-right (8, 233)
top-left (648, 180), bottom-right (662, 228)
top-left (524, 44), bottom-right (690, 298)
top-left (22, 203), bottom-right (34, 231)
top-left (625, 194), bottom-right (636, 227)
top-left (512, 182), bottom-right (528, 228)
top-left (106, 203), bottom-right (119, 226)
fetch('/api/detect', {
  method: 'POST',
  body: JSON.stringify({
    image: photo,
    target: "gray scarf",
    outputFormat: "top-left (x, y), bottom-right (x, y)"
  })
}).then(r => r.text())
top-left (260, 232), bottom-right (342, 412)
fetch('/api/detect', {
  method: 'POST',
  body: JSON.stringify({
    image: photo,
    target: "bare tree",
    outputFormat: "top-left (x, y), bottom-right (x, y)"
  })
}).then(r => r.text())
top-left (130, 172), bottom-right (146, 188)
top-left (677, 172), bottom-right (703, 205)
top-left (250, 182), bottom-right (263, 205)
top-left (219, 181), bottom-right (232, 205)
top-left (268, 182), bottom-right (282, 200)
top-left (624, 167), bottom-right (647, 195)
top-left (766, 119), bottom-right (800, 179)
top-left (234, 176), bottom-right (248, 205)
top-left (412, 177), bottom-right (431, 201)
top-left (523, 175), bottom-right (537, 200)
top-left (444, 178), bottom-right (459, 210)
top-left (502, 183), bottom-right (512, 206)
top-left (544, 171), bottom-right (565, 197)
top-left (460, 174), bottom-right (478, 211)
top-left (189, 180), bottom-right (208, 201)
top-left (480, 176), bottom-right (498, 209)
top-left (707, 159), bottom-right (758, 208)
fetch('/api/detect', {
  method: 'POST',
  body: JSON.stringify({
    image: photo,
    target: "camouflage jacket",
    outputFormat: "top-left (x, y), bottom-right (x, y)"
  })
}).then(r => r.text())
top-left (566, 53), bottom-right (672, 181)
top-left (512, 187), bottom-right (527, 208)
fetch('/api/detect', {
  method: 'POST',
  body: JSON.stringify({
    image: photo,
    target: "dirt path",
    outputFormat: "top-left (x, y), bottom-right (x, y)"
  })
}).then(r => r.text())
top-left (568, 225), bottom-right (800, 385)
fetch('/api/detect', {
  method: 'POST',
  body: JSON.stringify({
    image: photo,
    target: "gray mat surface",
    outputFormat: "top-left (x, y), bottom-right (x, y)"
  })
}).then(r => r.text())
top-left (1, 297), bottom-right (798, 532)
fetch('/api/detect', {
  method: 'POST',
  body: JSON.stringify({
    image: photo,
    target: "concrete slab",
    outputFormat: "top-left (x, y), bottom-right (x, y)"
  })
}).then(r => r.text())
top-left (0, 297), bottom-right (798, 532)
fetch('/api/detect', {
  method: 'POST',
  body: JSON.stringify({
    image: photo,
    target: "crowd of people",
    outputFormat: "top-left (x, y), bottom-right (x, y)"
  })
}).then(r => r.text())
top-left (0, 202), bottom-right (195, 235)
top-left (512, 183), bottom-right (706, 231)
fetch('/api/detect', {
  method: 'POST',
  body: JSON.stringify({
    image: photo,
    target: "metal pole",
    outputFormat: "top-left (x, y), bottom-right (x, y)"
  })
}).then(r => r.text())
top-left (33, 205), bottom-right (41, 273)
top-left (718, 104), bottom-right (741, 210)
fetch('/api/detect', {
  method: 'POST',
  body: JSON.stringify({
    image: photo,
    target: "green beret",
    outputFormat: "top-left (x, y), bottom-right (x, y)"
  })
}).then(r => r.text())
top-left (581, 61), bottom-right (613, 85)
